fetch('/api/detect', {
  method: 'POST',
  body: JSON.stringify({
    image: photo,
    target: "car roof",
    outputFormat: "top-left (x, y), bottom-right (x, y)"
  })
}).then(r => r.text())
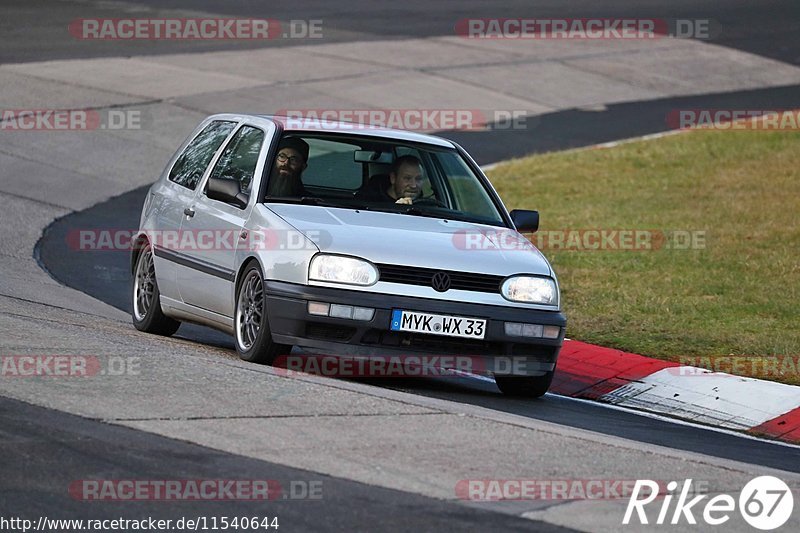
top-left (204, 113), bottom-right (457, 149)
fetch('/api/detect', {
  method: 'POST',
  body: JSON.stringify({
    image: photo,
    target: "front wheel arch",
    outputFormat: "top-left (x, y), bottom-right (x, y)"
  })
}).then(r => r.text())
top-left (236, 256), bottom-right (261, 291)
top-left (233, 260), bottom-right (291, 364)
top-left (130, 234), bottom-right (149, 275)
top-left (234, 256), bottom-right (262, 306)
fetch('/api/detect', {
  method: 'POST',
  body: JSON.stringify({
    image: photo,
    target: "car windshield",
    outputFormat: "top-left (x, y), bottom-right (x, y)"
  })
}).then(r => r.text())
top-left (262, 133), bottom-right (506, 226)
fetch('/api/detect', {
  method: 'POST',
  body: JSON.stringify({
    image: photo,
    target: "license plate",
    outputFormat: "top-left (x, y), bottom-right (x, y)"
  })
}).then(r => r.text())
top-left (390, 309), bottom-right (486, 339)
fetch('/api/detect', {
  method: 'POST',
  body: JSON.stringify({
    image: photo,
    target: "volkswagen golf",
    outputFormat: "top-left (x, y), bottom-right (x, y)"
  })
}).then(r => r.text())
top-left (131, 114), bottom-right (566, 397)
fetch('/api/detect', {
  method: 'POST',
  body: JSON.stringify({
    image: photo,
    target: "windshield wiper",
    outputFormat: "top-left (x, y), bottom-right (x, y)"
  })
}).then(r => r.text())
top-left (401, 204), bottom-right (447, 219)
top-left (401, 204), bottom-right (494, 225)
top-left (264, 196), bottom-right (327, 205)
top-left (266, 196), bottom-right (377, 211)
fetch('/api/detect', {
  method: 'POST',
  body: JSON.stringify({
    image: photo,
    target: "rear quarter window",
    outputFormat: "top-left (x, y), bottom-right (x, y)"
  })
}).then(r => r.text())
top-left (169, 120), bottom-right (236, 190)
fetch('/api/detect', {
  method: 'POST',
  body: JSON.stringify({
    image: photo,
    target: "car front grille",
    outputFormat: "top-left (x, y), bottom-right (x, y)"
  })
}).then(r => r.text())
top-left (361, 329), bottom-right (557, 359)
top-left (305, 323), bottom-right (356, 342)
top-left (376, 263), bottom-right (503, 294)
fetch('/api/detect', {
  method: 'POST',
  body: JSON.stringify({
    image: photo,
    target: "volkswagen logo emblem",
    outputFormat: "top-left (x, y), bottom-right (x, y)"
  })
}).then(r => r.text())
top-left (431, 271), bottom-right (451, 292)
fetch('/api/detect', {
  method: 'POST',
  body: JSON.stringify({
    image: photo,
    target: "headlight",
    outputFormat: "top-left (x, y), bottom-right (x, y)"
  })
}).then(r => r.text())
top-left (501, 276), bottom-right (558, 306)
top-left (309, 254), bottom-right (378, 286)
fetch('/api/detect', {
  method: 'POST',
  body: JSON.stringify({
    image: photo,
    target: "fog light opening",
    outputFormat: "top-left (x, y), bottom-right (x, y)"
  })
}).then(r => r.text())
top-left (329, 304), bottom-right (354, 319)
top-left (542, 325), bottom-right (561, 339)
top-left (309, 301), bottom-right (375, 321)
top-left (353, 307), bottom-right (375, 321)
top-left (308, 301), bottom-right (330, 316)
top-left (505, 321), bottom-right (558, 339)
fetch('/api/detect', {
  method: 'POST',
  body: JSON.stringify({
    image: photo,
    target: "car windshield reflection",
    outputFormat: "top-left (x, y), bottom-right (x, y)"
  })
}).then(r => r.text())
top-left (262, 133), bottom-right (506, 227)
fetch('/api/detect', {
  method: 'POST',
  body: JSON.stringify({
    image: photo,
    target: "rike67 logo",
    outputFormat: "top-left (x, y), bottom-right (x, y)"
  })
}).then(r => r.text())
top-left (623, 477), bottom-right (794, 530)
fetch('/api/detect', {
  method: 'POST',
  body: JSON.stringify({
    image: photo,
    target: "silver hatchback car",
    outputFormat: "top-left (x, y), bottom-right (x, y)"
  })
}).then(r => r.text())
top-left (131, 114), bottom-right (566, 396)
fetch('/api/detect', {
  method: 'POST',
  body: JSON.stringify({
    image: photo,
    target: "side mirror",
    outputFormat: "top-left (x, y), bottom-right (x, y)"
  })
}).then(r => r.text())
top-left (510, 209), bottom-right (539, 233)
top-left (207, 177), bottom-right (249, 209)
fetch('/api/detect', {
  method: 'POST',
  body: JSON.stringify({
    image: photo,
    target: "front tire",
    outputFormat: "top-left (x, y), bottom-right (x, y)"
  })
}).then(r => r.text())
top-left (132, 242), bottom-right (180, 336)
top-left (495, 371), bottom-right (554, 398)
top-left (235, 262), bottom-right (291, 364)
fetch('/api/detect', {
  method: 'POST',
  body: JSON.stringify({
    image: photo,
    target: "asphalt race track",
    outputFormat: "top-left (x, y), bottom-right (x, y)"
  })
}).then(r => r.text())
top-left (2, 397), bottom-right (572, 532)
top-left (36, 182), bottom-right (800, 474)
top-left (3, 1), bottom-right (800, 532)
top-left (3, 0), bottom-right (799, 66)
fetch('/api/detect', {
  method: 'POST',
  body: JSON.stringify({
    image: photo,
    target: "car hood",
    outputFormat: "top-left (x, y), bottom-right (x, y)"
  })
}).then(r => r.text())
top-left (267, 205), bottom-right (552, 277)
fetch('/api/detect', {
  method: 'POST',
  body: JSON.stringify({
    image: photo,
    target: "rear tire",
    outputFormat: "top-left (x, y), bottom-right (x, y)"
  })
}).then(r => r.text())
top-left (234, 262), bottom-right (291, 364)
top-left (132, 242), bottom-right (180, 336)
top-left (495, 371), bottom-right (554, 398)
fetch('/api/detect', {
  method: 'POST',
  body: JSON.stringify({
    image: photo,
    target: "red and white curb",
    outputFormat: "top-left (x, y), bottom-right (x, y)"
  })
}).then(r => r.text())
top-left (551, 340), bottom-right (800, 444)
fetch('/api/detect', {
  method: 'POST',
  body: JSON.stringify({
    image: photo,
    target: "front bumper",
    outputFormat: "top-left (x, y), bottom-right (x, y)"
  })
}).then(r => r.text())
top-left (265, 281), bottom-right (567, 377)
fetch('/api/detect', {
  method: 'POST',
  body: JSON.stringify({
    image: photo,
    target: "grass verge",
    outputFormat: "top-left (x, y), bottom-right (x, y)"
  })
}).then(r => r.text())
top-left (487, 129), bottom-right (800, 385)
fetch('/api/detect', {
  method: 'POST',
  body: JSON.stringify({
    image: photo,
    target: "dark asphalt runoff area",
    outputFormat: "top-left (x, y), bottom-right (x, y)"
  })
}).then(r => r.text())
top-left (3, 0), bottom-right (799, 66)
top-left (0, 396), bottom-right (578, 532)
top-left (4, 0), bottom-right (800, 164)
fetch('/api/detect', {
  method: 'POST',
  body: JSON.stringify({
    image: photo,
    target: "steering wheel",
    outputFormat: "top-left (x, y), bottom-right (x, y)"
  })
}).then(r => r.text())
top-left (414, 195), bottom-right (446, 208)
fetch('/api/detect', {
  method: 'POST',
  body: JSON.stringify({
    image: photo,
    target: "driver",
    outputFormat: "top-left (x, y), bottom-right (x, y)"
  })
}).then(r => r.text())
top-left (360, 155), bottom-right (424, 204)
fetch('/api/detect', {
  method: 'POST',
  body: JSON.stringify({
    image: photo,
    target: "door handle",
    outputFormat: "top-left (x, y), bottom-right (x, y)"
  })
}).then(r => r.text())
top-left (183, 207), bottom-right (195, 218)
top-left (240, 230), bottom-right (248, 240)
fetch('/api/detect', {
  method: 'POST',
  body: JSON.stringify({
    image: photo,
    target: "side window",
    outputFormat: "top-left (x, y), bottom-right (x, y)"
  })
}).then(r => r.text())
top-left (169, 121), bottom-right (236, 190)
top-left (208, 125), bottom-right (265, 195)
top-left (302, 138), bottom-right (363, 190)
top-left (434, 152), bottom-right (502, 223)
